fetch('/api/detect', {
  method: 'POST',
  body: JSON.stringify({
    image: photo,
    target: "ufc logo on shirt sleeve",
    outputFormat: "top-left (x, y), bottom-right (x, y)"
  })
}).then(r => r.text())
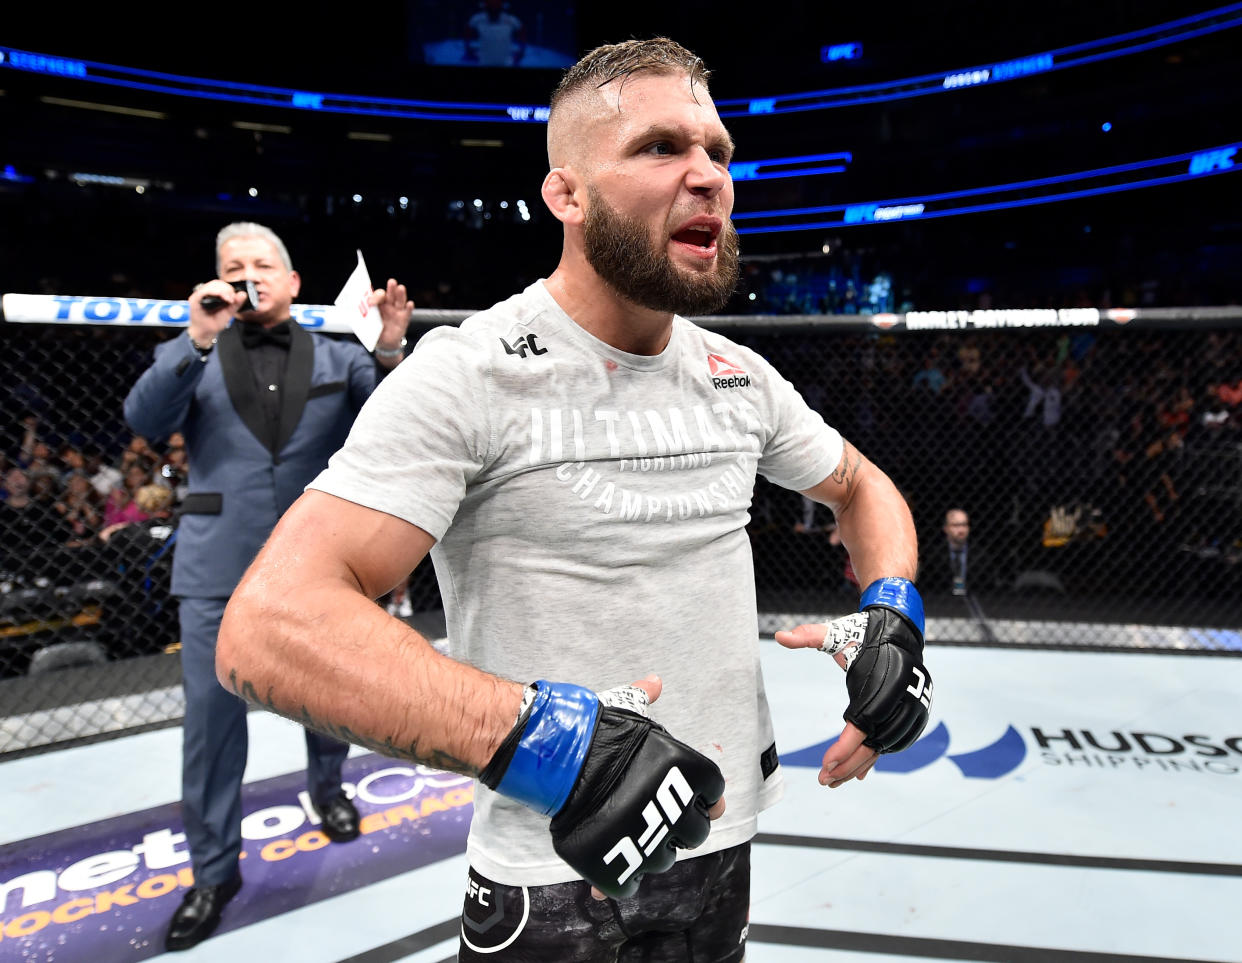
top-left (602, 766), bottom-right (694, 887)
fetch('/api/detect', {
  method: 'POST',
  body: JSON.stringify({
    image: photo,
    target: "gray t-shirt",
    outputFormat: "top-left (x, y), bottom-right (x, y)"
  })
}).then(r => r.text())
top-left (310, 280), bottom-right (843, 884)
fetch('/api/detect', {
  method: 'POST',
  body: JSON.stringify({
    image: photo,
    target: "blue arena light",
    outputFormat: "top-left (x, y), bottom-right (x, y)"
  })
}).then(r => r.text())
top-left (715, 3), bottom-right (1242, 116)
top-left (730, 152), bottom-right (853, 182)
top-left (821, 43), bottom-right (863, 63)
top-left (2, 164), bottom-right (34, 183)
top-left (733, 141), bottom-right (1242, 234)
top-left (1189, 147), bottom-right (1237, 173)
top-left (1, 5), bottom-right (1239, 123)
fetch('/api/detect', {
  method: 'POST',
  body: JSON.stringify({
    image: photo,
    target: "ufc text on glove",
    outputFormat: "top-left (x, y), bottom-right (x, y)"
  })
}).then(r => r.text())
top-left (479, 680), bottom-right (726, 899)
top-left (833, 577), bottom-right (934, 753)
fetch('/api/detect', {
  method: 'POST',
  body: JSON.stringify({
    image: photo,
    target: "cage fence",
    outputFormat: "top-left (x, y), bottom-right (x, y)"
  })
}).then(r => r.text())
top-left (2, 303), bottom-right (1240, 755)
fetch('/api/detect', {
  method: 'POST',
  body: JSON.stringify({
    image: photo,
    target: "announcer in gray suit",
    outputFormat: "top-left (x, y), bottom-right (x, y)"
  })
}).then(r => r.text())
top-left (123, 222), bottom-right (413, 952)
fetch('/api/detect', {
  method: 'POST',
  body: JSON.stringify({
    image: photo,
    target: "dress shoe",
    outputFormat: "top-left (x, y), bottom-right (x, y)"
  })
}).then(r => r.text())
top-left (315, 791), bottom-right (360, 842)
top-left (165, 875), bottom-right (242, 951)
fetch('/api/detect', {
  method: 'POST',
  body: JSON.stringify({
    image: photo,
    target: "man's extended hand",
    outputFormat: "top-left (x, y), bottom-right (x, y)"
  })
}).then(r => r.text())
top-left (774, 623), bottom-right (878, 788)
top-left (776, 578), bottom-right (934, 786)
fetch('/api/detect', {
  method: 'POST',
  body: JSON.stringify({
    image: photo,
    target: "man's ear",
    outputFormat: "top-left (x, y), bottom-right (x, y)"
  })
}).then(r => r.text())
top-left (542, 168), bottom-right (584, 225)
top-left (288, 270), bottom-right (301, 298)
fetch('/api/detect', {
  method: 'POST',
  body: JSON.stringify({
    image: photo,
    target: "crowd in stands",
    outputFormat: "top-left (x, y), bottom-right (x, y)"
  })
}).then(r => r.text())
top-left (745, 323), bottom-right (1242, 609)
top-left (3, 300), bottom-right (1240, 656)
top-left (5, 326), bottom-right (1241, 605)
top-left (0, 415), bottom-right (187, 590)
top-left (734, 253), bottom-right (900, 316)
top-left (727, 190), bottom-right (1242, 318)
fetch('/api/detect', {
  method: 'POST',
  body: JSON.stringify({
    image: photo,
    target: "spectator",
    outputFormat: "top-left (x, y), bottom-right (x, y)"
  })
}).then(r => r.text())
top-left (1155, 383), bottom-right (1195, 440)
top-left (119, 435), bottom-right (158, 476)
top-left (54, 470), bottom-right (104, 544)
top-left (911, 351), bottom-right (947, 395)
top-left (0, 467), bottom-right (42, 577)
top-left (46, 470), bottom-right (105, 581)
top-left (102, 462), bottom-right (154, 533)
top-left (98, 484), bottom-right (180, 657)
top-left (1112, 403), bottom-right (1181, 526)
top-left (157, 434), bottom-right (191, 504)
top-left (919, 508), bottom-right (993, 597)
top-left (17, 424), bottom-right (59, 491)
top-left (1213, 373), bottom-right (1242, 408)
top-left (100, 483), bottom-right (174, 546)
top-left (1020, 363), bottom-right (1063, 428)
top-left (1185, 383), bottom-right (1240, 449)
top-left (58, 441), bottom-right (88, 482)
top-left (85, 444), bottom-right (123, 499)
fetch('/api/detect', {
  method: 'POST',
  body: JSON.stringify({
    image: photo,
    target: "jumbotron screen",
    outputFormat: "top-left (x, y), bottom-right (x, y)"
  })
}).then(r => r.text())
top-left (411, 0), bottom-right (578, 69)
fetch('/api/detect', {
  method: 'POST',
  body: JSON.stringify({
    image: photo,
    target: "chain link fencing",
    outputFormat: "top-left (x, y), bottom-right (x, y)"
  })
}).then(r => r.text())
top-left (2, 307), bottom-right (1240, 755)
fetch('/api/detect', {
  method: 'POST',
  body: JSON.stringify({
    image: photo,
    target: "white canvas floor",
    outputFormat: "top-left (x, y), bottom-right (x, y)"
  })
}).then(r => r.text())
top-left (3, 640), bottom-right (1240, 962)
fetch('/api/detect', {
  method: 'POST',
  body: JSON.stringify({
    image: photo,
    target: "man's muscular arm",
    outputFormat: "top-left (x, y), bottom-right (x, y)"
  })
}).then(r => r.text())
top-left (804, 438), bottom-right (918, 587)
top-left (217, 490), bottom-right (519, 775)
top-left (775, 438), bottom-right (930, 786)
top-left (217, 489), bottom-right (726, 898)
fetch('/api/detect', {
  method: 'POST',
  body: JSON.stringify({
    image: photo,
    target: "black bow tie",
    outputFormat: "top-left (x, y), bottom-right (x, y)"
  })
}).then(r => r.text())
top-left (239, 321), bottom-right (292, 350)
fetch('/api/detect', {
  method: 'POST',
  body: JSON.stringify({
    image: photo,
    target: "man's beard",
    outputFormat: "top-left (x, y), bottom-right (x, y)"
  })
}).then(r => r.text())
top-left (582, 188), bottom-right (740, 316)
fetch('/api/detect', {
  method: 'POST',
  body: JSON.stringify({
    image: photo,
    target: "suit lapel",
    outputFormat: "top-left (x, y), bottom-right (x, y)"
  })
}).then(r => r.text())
top-left (217, 324), bottom-right (274, 453)
top-left (275, 321), bottom-right (314, 458)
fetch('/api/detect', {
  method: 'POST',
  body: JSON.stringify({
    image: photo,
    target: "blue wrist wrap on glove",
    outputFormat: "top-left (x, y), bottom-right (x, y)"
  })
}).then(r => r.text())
top-left (859, 576), bottom-right (925, 635)
top-left (494, 680), bottom-right (600, 817)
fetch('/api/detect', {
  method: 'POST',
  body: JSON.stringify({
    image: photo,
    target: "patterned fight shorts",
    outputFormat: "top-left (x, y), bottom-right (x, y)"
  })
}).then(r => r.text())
top-left (457, 841), bottom-right (751, 962)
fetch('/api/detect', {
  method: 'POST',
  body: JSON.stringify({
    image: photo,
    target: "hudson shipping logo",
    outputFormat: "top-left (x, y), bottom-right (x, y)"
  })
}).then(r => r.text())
top-left (783, 722), bottom-right (1242, 779)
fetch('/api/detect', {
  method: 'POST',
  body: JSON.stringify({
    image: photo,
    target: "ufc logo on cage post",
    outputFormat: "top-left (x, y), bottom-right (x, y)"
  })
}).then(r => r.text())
top-left (907, 666), bottom-right (933, 710)
top-left (500, 334), bottom-right (547, 357)
top-left (603, 767), bottom-right (694, 886)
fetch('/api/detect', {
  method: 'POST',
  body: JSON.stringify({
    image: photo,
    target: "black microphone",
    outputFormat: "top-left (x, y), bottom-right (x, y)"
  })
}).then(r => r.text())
top-left (201, 279), bottom-right (258, 313)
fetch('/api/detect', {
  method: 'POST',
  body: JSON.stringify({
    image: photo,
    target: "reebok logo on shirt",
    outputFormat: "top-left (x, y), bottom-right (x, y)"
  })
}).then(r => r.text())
top-left (708, 353), bottom-right (751, 389)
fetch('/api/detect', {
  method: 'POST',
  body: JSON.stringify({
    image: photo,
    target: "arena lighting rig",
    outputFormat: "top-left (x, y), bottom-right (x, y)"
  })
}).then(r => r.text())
top-left (733, 142), bottom-right (1241, 233)
top-left (717, 1), bottom-right (1242, 116)
top-left (8, 141), bottom-right (1231, 234)
top-left (1, 3), bottom-right (1239, 121)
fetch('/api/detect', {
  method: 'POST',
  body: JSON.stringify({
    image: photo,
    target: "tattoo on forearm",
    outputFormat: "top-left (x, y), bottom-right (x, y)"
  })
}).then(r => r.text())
top-left (228, 669), bottom-right (277, 713)
top-left (224, 666), bottom-right (477, 775)
top-left (831, 445), bottom-right (862, 492)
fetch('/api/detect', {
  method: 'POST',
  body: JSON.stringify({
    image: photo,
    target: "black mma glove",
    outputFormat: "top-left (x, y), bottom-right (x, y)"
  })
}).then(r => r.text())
top-left (818, 577), bottom-right (933, 753)
top-left (479, 680), bottom-right (725, 899)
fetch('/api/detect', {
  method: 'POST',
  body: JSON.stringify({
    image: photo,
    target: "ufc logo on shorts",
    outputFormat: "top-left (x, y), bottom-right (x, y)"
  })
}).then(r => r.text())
top-left (602, 766), bottom-right (693, 886)
top-left (906, 666), bottom-right (933, 710)
top-left (466, 877), bottom-right (491, 907)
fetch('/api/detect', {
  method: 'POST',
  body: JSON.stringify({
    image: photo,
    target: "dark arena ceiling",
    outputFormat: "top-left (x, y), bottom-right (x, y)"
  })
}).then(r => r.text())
top-left (2, 0), bottom-right (1239, 309)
